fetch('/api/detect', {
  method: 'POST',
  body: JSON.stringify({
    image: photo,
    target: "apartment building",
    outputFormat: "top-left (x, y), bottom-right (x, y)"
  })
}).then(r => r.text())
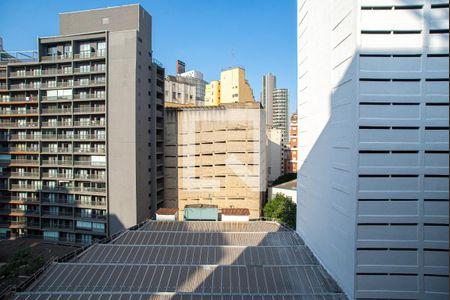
top-left (164, 75), bottom-right (197, 106)
top-left (205, 80), bottom-right (220, 106)
top-left (164, 102), bottom-right (267, 220)
top-left (261, 73), bottom-right (277, 126)
top-left (180, 70), bottom-right (207, 105)
top-left (219, 67), bottom-right (256, 104)
top-left (272, 88), bottom-right (289, 145)
top-left (0, 4), bottom-right (165, 244)
top-left (289, 112), bottom-right (298, 173)
top-left (297, 0), bottom-right (449, 299)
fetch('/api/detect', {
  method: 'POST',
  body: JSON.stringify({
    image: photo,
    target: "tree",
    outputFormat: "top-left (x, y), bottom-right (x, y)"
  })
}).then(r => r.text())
top-left (263, 193), bottom-right (297, 229)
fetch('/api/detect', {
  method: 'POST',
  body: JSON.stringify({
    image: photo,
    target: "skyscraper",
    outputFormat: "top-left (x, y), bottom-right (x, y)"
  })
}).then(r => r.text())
top-left (297, 0), bottom-right (449, 299)
top-left (0, 4), bottom-right (165, 244)
top-left (261, 73), bottom-right (276, 126)
top-left (273, 88), bottom-right (289, 145)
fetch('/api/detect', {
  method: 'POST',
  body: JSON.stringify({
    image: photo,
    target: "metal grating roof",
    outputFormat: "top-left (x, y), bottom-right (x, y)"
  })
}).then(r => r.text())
top-left (14, 221), bottom-right (345, 299)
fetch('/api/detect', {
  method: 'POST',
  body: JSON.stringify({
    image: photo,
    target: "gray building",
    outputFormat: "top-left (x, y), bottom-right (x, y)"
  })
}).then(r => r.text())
top-left (272, 88), bottom-right (289, 146)
top-left (261, 73), bottom-right (276, 126)
top-left (0, 4), bottom-right (164, 244)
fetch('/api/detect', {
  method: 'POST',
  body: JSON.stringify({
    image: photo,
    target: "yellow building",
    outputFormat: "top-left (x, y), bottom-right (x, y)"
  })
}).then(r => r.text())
top-left (205, 80), bottom-right (221, 106)
top-left (220, 67), bottom-right (255, 104)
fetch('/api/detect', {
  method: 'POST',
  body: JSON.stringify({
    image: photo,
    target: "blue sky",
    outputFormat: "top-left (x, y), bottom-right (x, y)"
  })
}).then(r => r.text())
top-left (0, 0), bottom-right (297, 115)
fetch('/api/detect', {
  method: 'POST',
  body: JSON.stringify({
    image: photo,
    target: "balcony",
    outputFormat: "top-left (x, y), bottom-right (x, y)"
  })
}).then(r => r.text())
top-left (74, 213), bottom-right (107, 221)
top-left (9, 84), bottom-right (40, 91)
top-left (73, 120), bottom-right (105, 127)
top-left (74, 173), bottom-right (105, 181)
top-left (10, 184), bottom-right (41, 191)
top-left (0, 97), bottom-right (39, 104)
top-left (0, 121), bottom-right (39, 128)
top-left (73, 134), bottom-right (105, 141)
top-left (73, 94), bottom-right (105, 101)
top-left (10, 172), bottom-right (40, 179)
top-left (41, 223), bottom-right (73, 231)
top-left (41, 108), bottom-right (72, 115)
top-left (0, 208), bottom-right (40, 216)
top-left (10, 159), bottom-right (40, 166)
top-left (73, 50), bottom-right (106, 60)
top-left (41, 95), bottom-right (72, 102)
top-left (8, 147), bottom-right (39, 153)
top-left (73, 106), bottom-right (105, 114)
top-left (41, 121), bottom-right (73, 128)
top-left (9, 134), bottom-right (40, 141)
top-left (41, 160), bottom-right (73, 166)
top-left (0, 221), bottom-right (40, 229)
top-left (41, 147), bottom-right (72, 153)
top-left (0, 109), bottom-right (39, 116)
top-left (73, 80), bottom-right (106, 88)
top-left (73, 147), bottom-right (106, 155)
top-left (41, 185), bottom-right (106, 194)
top-left (41, 173), bottom-right (73, 180)
top-left (40, 53), bottom-right (72, 62)
top-left (73, 161), bottom-right (106, 168)
top-left (41, 211), bottom-right (74, 219)
top-left (2, 197), bottom-right (40, 204)
top-left (73, 67), bottom-right (106, 74)
top-left (74, 200), bottom-right (106, 208)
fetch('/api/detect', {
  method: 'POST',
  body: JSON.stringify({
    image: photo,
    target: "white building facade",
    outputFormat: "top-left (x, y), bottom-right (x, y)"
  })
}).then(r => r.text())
top-left (297, 0), bottom-right (449, 299)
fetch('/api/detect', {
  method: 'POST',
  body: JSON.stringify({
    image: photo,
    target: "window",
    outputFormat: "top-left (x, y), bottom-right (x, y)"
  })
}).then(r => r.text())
top-left (76, 221), bottom-right (92, 230)
top-left (97, 41), bottom-right (106, 57)
top-left (79, 43), bottom-right (91, 58)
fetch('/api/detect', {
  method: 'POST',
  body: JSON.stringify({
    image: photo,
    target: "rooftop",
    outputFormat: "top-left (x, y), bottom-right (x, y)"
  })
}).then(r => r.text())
top-left (273, 179), bottom-right (297, 191)
top-left (14, 221), bottom-right (344, 299)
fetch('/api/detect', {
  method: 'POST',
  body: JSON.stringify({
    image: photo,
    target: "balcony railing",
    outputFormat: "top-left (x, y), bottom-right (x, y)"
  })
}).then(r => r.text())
top-left (0, 97), bottom-right (38, 103)
top-left (74, 213), bottom-right (107, 221)
top-left (41, 223), bottom-right (73, 230)
top-left (74, 200), bottom-right (106, 207)
top-left (41, 160), bottom-right (73, 166)
top-left (73, 147), bottom-right (106, 154)
top-left (74, 173), bottom-right (105, 181)
top-left (41, 147), bottom-right (72, 153)
top-left (9, 134), bottom-right (40, 140)
top-left (10, 172), bottom-right (40, 178)
top-left (10, 184), bottom-right (41, 190)
top-left (41, 121), bottom-right (73, 128)
top-left (73, 134), bottom-right (105, 141)
top-left (7, 197), bottom-right (40, 203)
top-left (73, 94), bottom-right (105, 100)
top-left (73, 161), bottom-right (106, 167)
top-left (73, 120), bottom-right (105, 127)
top-left (41, 95), bottom-right (72, 102)
top-left (0, 109), bottom-right (39, 115)
top-left (42, 173), bottom-right (73, 180)
top-left (9, 84), bottom-right (40, 90)
top-left (0, 121), bottom-right (39, 128)
top-left (10, 159), bottom-right (40, 165)
top-left (41, 108), bottom-right (72, 114)
top-left (73, 107), bottom-right (105, 114)
top-left (8, 147), bottom-right (39, 153)
top-left (0, 208), bottom-right (40, 216)
top-left (41, 186), bottom-right (106, 194)
top-left (73, 50), bottom-right (106, 60)
top-left (40, 53), bottom-right (72, 62)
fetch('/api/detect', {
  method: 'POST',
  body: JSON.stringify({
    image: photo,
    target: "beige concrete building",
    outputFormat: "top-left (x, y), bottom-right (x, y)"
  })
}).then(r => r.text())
top-left (0, 5), bottom-right (164, 244)
top-left (205, 80), bottom-right (220, 106)
top-left (220, 68), bottom-right (255, 104)
top-left (164, 102), bottom-right (267, 220)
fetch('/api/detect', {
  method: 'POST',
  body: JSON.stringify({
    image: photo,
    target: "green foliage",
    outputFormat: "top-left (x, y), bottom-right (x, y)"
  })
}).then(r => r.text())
top-left (0, 248), bottom-right (45, 282)
top-left (263, 193), bottom-right (297, 229)
top-left (272, 173), bottom-right (297, 186)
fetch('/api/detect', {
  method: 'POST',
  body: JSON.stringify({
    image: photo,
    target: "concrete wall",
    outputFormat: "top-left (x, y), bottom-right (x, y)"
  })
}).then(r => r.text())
top-left (297, 0), bottom-right (359, 297)
top-left (298, 0), bottom-right (449, 299)
top-left (107, 29), bottom-right (138, 234)
top-left (267, 128), bottom-right (283, 182)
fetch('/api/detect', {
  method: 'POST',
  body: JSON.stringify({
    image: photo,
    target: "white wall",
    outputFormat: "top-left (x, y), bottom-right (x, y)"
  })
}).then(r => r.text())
top-left (267, 128), bottom-right (283, 182)
top-left (297, 0), bottom-right (359, 297)
top-left (221, 215), bottom-right (249, 222)
top-left (298, 0), bottom-right (449, 299)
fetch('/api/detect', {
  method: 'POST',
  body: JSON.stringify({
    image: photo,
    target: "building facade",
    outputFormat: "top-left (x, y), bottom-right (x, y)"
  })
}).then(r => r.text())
top-left (164, 75), bottom-right (197, 106)
top-left (267, 127), bottom-right (283, 183)
top-left (289, 112), bottom-right (298, 173)
top-left (272, 88), bottom-right (289, 145)
top-left (0, 4), bottom-right (165, 244)
top-left (297, 0), bottom-right (449, 299)
top-left (205, 80), bottom-right (221, 106)
top-left (219, 68), bottom-right (256, 104)
top-left (180, 70), bottom-right (207, 105)
top-left (261, 73), bottom-right (277, 126)
top-left (164, 103), bottom-right (267, 220)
